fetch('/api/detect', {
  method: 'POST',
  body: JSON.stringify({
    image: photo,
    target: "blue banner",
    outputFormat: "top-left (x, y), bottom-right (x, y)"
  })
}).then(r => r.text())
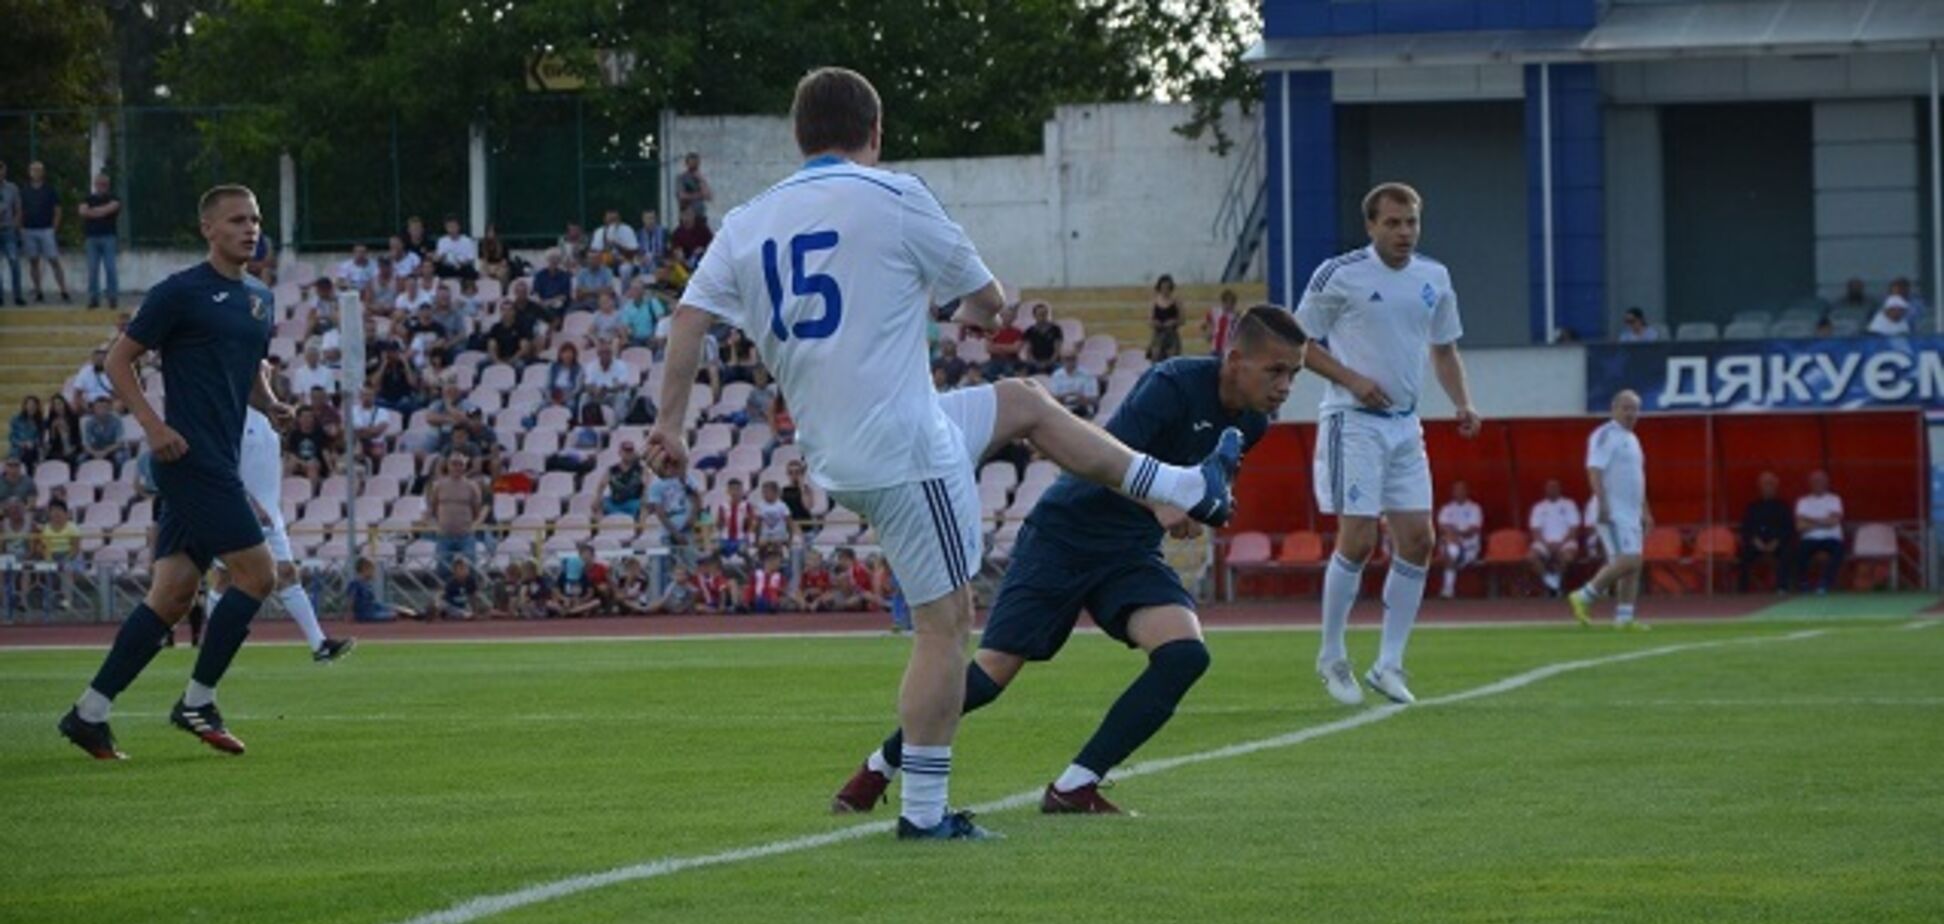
top-left (1585, 336), bottom-right (1944, 412)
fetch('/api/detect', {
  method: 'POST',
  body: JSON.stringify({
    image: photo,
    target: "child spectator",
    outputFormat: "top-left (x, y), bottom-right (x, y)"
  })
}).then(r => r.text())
top-left (693, 555), bottom-right (737, 614)
top-left (431, 556), bottom-right (484, 620)
top-left (515, 561), bottom-right (563, 619)
top-left (347, 557), bottom-right (416, 622)
top-left (797, 547), bottom-right (832, 610)
top-left (818, 565), bottom-right (869, 612)
top-left (746, 547), bottom-right (796, 614)
top-left (615, 556), bottom-right (654, 614)
top-left (644, 561), bottom-right (699, 614)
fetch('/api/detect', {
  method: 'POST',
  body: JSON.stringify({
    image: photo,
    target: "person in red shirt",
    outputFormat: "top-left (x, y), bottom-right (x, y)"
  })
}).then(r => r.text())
top-left (797, 547), bottom-right (833, 610)
top-left (715, 478), bottom-right (755, 561)
top-left (693, 555), bottom-right (737, 614)
top-left (746, 547), bottom-right (798, 614)
top-left (984, 303), bottom-right (1025, 378)
top-left (1203, 288), bottom-right (1238, 357)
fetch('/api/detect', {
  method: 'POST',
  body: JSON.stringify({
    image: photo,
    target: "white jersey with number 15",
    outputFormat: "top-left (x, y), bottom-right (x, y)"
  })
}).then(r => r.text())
top-left (681, 158), bottom-right (994, 493)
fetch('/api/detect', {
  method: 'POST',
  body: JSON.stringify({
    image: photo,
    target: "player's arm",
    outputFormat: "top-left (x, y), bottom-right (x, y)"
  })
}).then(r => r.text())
top-left (1299, 340), bottom-right (1391, 410)
top-left (1429, 342), bottom-right (1480, 436)
top-left (104, 329), bottom-right (187, 461)
top-left (648, 304), bottom-right (710, 475)
top-left (250, 360), bottom-right (294, 428)
top-left (948, 280), bottom-right (1007, 331)
top-left (1586, 466), bottom-right (1609, 525)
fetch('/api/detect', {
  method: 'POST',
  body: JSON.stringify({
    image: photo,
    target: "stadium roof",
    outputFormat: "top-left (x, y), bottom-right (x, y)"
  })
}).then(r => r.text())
top-left (1244, 0), bottom-right (1944, 71)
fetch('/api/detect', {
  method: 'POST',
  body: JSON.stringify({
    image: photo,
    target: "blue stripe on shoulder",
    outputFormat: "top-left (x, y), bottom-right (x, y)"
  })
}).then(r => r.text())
top-left (748, 170), bottom-right (904, 206)
top-left (1309, 250), bottom-right (1371, 293)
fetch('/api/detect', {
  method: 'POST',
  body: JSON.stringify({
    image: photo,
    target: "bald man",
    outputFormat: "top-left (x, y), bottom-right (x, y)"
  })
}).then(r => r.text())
top-left (1568, 390), bottom-right (1651, 629)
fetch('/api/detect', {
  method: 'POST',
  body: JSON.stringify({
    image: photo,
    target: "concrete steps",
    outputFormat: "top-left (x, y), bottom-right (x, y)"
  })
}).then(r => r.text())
top-left (1017, 282), bottom-right (1267, 354)
top-left (0, 307), bottom-right (119, 414)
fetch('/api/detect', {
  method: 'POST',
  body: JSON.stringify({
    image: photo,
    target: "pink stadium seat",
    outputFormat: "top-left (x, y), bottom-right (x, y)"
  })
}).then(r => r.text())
top-left (82, 504), bottom-right (121, 531)
top-left (770, 445), bottom-right (803, 467)
top-left (317, 479), bottom-right (350, 501)
top-left (404, 540), bottom-right (439, 565)
top-left (565, 493), bottom-right (598, 516)
top-left (521, 496), bottom-right (562, 520)
top-left (1057, 318), bottom-right (1084, 345)
top-left (694, 424), bottom-right (735, 454)
top-left (519, 364), bottom-right (552, 391)
top-left (506, 450), bottom-right (546, 474)
top-left (492, 495), bottom-right (521, 521)
top-left (36, 461), bottom-right (71, 487)
top-left (299, 498), bottom-right (345, 526)
top-left (361, 476), bottom-right (402, 502)
top-left (379, 454), bottom-right (418, 481)
top-left (523, 430), bottom-right (562, 455)
top-left (536, 472), bottom-right (578, 498)
top-left (620, 347), bottom-right (653, 371)
top-left (445, 364), bottom-right (478, 392)
top-left (96, 482), bottom-right (135, 513)
top-left (282, 476), bottom-right (314, 504)
top-left (559, 312), bottom-right (594, 340)
top-left (597, 514), bottom-right (637, 536)
top-left (535, 406), bottom-right (574, 430)
top-left (73, 459), bottom-right (115, 486)
top-left (352, 497), bottom-right (389, 525)
top-left (978, 483), bottom-right (1010, 513)
top-left (479, 364), bottom-right (518, 393)
top-left (979, 461), bottom-right (1019, 491)
top-left (724, 445), bottom-right (765, 473)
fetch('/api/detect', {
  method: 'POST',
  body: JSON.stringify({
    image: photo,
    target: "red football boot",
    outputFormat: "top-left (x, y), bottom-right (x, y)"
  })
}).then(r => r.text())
top-left (831, 762), bottom-right (892, 814)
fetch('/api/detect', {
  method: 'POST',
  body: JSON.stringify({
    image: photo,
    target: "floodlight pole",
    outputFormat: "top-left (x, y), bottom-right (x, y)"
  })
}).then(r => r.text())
top-left (1930, 48), bottom-right (1941, 335)
top-left (1540, 63), bottom-right (1557, 343)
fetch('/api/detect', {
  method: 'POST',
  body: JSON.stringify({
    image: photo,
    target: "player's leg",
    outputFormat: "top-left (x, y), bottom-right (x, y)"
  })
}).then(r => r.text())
top-left (1047, 599), bottom-right (1209, 814)
top-left (975, 380), bottom-right (1240, 524)
top-left (842, 648), bottom-right (1025, 812)
top-left (1363, 421), bottom-right (1435, 704)
top-left (1571, 523), bottom-right (1642, 625)
top-left (59, 551), bottom-right (203, 758)
top-left (182, 541), bottom-right (274, 711)
top-left (1313, 413), bottom-right (1384, 704)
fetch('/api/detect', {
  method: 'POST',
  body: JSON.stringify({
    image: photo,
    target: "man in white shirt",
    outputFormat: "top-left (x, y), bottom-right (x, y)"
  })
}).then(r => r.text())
top-left (1791, 470), bottom-right (1845, 594)
top-left (1295, 182), bottom-right (1481, 706)
top-left (753, 480), bottom-right (797, 550)
top-left (1048, 353), bottom-right (1099, 418)
top-left (647, 67), bottom-right (1239, 841)
top-left (1527, 478), bottom-right (1581, 596)
top-left (1868, 294), bottom-right (1912, 336)
top-left (1434, 480), bottom-right (1482, 599)
top-left (385, 235), bottom-right (421, 279)
top-left (1568, 391), bottom-right (1651, 629)
top-left (581, 340), bottom-right (636, 423)
top-left (335, 244), bottom-right (376, 292)
top-left (433, 216), bottom-right (478, 280)
top-left (68, 347), bottom-right (115, 407)
top-left (589, 208), bottom-right (640, 268)
top-left (289, 343), bottom-right (336, 397)
top-left (348, 387), bottom-right (399, 467)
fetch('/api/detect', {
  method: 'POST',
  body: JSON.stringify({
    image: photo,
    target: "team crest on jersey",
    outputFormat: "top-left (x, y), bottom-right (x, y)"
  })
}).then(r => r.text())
top-left (1420, 283), bottom-right (1436, 309)
top-left (250, 294), bottom-right (267, 320)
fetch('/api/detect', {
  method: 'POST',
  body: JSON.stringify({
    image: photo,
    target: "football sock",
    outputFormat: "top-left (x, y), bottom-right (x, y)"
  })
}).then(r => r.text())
top-left (1121, 455), bottom-right (1209, 511)
top-left (1071, 639), bottom-right (1209, 781)
top-left (278, 583), bottom-right (327, 651)
top-left (1543, 572), bottom-right (1562, 592)
top-left (899, 745), bottom-right (951, 829)
top-left (1377, 560), bottom-right (1427, 671)
top-left (184, 680), bottom-right (217, 709)
top-left (190, 589), bottom-right (263, 695)
top-left (78, 603), bottom-right (173, 720)
top-left (1319, 553), bottom-right (1363, 664)
top-left (878, 662), bottom-right (1003, 772)
top-left (1574, 584), bottom-right (1603, 603)
top-left (1053, 764), bottom-right (1100, 793)
top-left (1441, 562), bottom-right (1457, 597)
top-left (1615, 604), bottom-right (1636, 625)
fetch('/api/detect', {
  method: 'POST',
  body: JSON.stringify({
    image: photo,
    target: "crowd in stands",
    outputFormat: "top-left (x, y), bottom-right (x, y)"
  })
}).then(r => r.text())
top-left (1615, 275), bottom-right (1932, 343)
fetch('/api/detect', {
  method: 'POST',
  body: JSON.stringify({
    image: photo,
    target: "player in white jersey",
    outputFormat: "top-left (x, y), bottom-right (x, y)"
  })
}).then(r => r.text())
top-left (646, 68), bottom-right (1240, 840)
top-left (1295, 182), bottom-right (1481, 706)
top-left (1568, 390), bottom-right (1651, 630)
top-left (205, 406), bottom-right (355, 662)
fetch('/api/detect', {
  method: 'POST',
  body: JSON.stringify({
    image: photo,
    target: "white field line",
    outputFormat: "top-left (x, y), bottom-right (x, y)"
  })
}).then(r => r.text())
top-left (393, 628), bottom-right (1829, 924)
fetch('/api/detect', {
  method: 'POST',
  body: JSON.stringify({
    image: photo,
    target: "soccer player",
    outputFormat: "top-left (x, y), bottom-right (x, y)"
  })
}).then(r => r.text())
top-left (203, 406), bottom-right (355, 663)
top-left (1297, 182), bottom-right (1481, 706)
top-left (833, 306), bottom-right (1302, 816)
top-left (57, 185), bottom-right (290, 759)
top-left (647, 67), bottom-right (1240, 840)
top-left (1568, 390), bottom-right (1651, 630)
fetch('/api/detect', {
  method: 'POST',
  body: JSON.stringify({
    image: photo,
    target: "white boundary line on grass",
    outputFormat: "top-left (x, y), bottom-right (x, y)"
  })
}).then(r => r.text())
top-left (395, 627), bottom-right (1830, 924)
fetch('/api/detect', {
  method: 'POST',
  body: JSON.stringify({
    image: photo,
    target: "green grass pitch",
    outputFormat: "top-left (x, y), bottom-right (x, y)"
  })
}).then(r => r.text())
top-left (2, 620), bottom-right (1940, 923)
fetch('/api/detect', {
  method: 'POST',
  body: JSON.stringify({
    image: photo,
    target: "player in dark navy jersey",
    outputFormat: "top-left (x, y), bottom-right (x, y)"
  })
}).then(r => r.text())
top-left (59, 185), bottom-right (294, 760)
top-left (834, 306), bottom-right (1309, 815)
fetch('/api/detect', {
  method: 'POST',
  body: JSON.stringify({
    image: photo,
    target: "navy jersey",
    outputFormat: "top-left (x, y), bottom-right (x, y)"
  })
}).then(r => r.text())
top-left (1027, 357), bottom-right (1268, 552)
top-left (124, 263), bottom-right (273, 477)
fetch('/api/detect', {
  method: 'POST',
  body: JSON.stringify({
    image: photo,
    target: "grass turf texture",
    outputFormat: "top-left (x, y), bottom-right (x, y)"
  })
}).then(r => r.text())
top-left (1, 621), bottom-right (1939, 923)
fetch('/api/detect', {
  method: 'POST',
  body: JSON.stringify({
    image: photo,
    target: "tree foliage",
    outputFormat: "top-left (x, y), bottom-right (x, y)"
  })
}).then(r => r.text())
top-left (0, 0), bottom-right (114, 109)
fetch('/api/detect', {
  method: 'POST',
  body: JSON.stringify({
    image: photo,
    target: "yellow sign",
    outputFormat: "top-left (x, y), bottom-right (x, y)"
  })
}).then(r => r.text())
top-left (526, 54), bottom-right (586, 91)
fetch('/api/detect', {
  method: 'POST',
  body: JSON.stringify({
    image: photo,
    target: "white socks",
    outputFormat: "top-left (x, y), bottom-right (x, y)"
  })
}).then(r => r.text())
top-left (279, 584), bottom-right (326, 651)
top-left (183, 680), bottom-right (217, 708)
top-left (1121, 455), bottom-right (1207, 511)
top-left (1574, 584), bottom-right (1603, 604)
top-left (900, 744), bottom-right (951, 829)
top-left (1053, 763), bottom-right (1101, 793)
top-left (866, 747), bottom-right (896, 779)
top-left (1378, 560), bottom-right (1428, 671)
top-left (76, 688), bottom-right (112, 723)
top-left (1319, 553), bottom-right (1363, 664)
top-left (1615, 604), bottom-right (1636, 625)
top-left (1543, 572), bottom-right (1562, 593)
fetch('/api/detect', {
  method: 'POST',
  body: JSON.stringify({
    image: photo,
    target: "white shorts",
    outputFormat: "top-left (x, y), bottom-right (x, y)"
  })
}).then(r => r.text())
top-left (827, 386), bottom-right (995, 606)
top-left (1314, 411), bottom-right (1432, 517)
top-left (240, 428), bottom-right (292, 562)
top-left (1595, 520), bottom-right (1643, 557)
top-left (1443, 537), bottom-right (1480, 566)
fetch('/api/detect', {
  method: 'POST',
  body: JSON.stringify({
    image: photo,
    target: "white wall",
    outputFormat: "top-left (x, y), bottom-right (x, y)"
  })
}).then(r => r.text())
top-left (663, 102), bottom-right (1255, 289)
top-left (1604, 106), bottom-right (1666, 329)
top-left (1813, 99), bottom-right (1921, 299)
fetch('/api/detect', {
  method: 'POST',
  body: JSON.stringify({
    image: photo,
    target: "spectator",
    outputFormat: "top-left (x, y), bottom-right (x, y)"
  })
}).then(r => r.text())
top-left (1436, 480), bottom-right (1484, 598)
top-left (818, 563), bottom-right (868, 612)
top-left (1836, 277), bottom-right (1871, 312)
top-left (532, 249), bottom-right (573, 312)
top-left (502, 561), bottom-right (552, 619)
top-left (18, 162), bottom-right (70, 303)
top-left (780, 459), bottom-right (818, 530)
top-left (290, 344), bottom-right (337, 398)
top-left (582, 340), bottom-right (635, 423)
top-left (985, 303), bottom-right (1025, 378)
top-left (714, 477), bottom-right (756, 561)
top-left (1814, 316), bottom-right (1837, 338)
top-left (40, 395), bottom-right (81, 468)
top-left (637, 208), bottom-right (668, 267)
top-left (283, 405), bottom-right (336, 482)
top-left (478, 222), bottom-right (511, 284)
top-left (347, 557), bottom-right (414, 622)
top-left (746, 547), bottom-right (796, 613)
top-left (68, 347), bottom-right (114, 409)
top-left (558, 221), bottom-right (589, 264)
top-left (1618, 307), bottom-right (1659, 343)
top-left (614, 556), bottom-right (654, 614)
top-left (336, 244), bottom-right (377, 292)
top-left (833, 546), bottom-right (874, 598)
top-left (371, 341), bottom-right (423, 414)
top-left (305, 386), bottom-right (344, 438)
top-left (81, 396), bottom-right (126, 467)
top-left (1887, 276), bottom-right (1930, 321)
top-left (2, 499), bottom-right (34, 603)
top-left (769, 390), bottom-right (795, 451)
top-left (720, 327), bottom-right (759, 385)
top-left (1048, 353), bottom-right (1099, 418)
top-left (656, 249), bottom-right (692, 289)
top-left (1739, 470), bottom-right (1795, 593)
top-left (797, 547), bottom-right (832, 609)
top-left (619, 279), bottom-right (664, 348)
top-left (1527, 478), bottom-right (1581, 596)
top-left (391, 275), bottom-right (432, 318)
top-left (1792, 470), bottom-right (1846, 594)
top-left (570, 256), bottom-right (614, 313)
top-left (429, 555), bottom-right (485, 620)
top-left (642, 561), bottom-right (698, 615)
top-left (79, 173), bottom-right (121, 310)
top-left (670, 206), bottom-right (713, 263)
top-left (9, 397), bottom-right (42, 467)
top-left (751, 480), bottom-right (796, 550)
top-left (1204, 288), bottom-right (1238, 356)
top-left (585, 291), bottom-right (627, 349)
top-left (485, 301), bottom-right (537, 367)
top-left (692, 554), bottom-right (737, 613)
top-left (648, 469), bottom-right (701, 562)
top-left (555, 541), bottom-right (610, 617)
top-left (398, 214), bottom-right (434, 260)
top-left (932, 338), bottom-right (969, 388)
top-left (961, 363), bottom-right (988, 389)
top-left (418, 382), bottom-right (476, 456)
top-left (0, 160), bottom-right (20, 306)
top-left (384, 234), bottom-right (422, 279)
top-left (0, 457), bottom-right (34, 506)
top-left (590, 207), bottom-right (640, 268)
top-left (33, 499), bottom-right (82, 568)
top-left (743, 366), bottom-right (777, 426)
top-left (1147, 274), bottom-right (1183, 361)
top-left (423, 453), bottom-right (486, 575)
top-left (595, 440), bottom-right (651, 519)
top-left (677, 153), bottom-right (714, 219)
top-left (1868, 295), bottom-right (1912, 336)
top-left (1022, 301), bottom-right (1064, 374)
top-left (547, 342), bottom-right (586, 411)
top-left (349, 386), bottom-right (401, 467)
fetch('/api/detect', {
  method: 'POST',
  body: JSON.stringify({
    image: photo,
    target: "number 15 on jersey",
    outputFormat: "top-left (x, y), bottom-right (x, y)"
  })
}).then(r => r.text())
top-left (763, 231), bottom-right (842, 342)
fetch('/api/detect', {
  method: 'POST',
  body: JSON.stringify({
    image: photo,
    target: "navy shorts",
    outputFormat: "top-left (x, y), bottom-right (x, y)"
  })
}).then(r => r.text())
top-left (153, 464), bottom-right (264, 572)
top-left (979, 523), bottom-right (1196, 662)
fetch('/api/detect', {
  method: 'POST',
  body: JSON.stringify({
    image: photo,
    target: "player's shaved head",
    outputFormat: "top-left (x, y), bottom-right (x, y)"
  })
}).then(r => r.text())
top-left (1223, 305), bottom-right (1308, 414)
top-left (1611, 389), bottom-right (1641, 429)
top-left (198, 184), bottom-right (257, 218)
top-left (792, 67), bottom-right (881, 157)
